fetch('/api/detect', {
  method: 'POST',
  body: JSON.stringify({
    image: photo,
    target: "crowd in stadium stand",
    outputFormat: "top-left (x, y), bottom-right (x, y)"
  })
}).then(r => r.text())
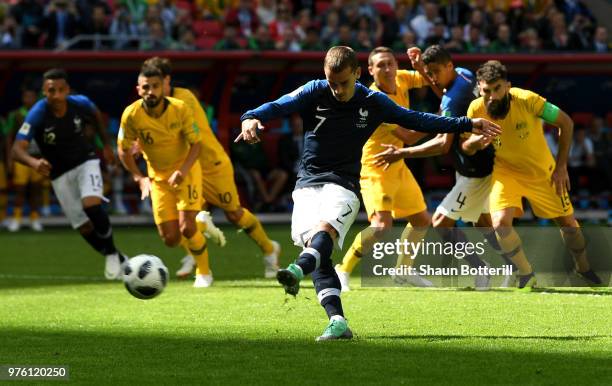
top-left (0, 0), bottom-right (610, 52)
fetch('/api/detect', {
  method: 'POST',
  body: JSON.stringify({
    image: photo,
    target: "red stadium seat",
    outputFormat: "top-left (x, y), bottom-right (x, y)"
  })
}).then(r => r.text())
top-left (175, 1), bottom-right (193, 12)
top-left (571, 112), bottom-right (594, 128)
top-left (606, 112), bottom-right (612, 128)
top-left (315, 0), bottom-right (331, 14)
top-left (373, 2), bottom-right (394, 17)
top-left (261, 132), bottom-right (281, 168)
top-left (196, 36), bottom-right (219, 50)
top-left (193, 20), bottom-right (224, 38)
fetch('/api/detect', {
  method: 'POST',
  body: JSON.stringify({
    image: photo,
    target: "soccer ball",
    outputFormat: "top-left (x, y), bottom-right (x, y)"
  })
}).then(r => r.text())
top-left (123, 254), bottom-right (169, 299)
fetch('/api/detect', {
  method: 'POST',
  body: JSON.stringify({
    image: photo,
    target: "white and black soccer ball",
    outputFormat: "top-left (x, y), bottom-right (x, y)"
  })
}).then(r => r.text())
top-left (123, 254), bottom-right (168, 299)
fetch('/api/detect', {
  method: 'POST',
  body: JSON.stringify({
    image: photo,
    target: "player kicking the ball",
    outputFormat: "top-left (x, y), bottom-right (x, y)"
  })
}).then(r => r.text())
top-left (236, 46), bottom-right (501, 341)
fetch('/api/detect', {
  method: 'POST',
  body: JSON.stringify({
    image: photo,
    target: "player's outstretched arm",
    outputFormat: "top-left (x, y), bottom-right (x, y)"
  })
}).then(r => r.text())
top-left (381, 94), bottom-right (501, 136)
top-left (374, 133), bottom-right (453, 169)
top-left (11, 139), bottom-right (51, 176)
top-left (407, 47), bottom-right (443, 99)
top-left (460, 133), bottom-right (493, 156)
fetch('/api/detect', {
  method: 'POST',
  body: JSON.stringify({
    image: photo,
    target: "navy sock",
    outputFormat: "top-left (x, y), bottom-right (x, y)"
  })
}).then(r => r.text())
top-left (440, 227), bottom-right (486, 268)
top-left (310, 237), bottom-right (344, 318)
top-left (83, 205), bottom-right (117, 255)
top-left (296, 231), bottom-right (333, 276)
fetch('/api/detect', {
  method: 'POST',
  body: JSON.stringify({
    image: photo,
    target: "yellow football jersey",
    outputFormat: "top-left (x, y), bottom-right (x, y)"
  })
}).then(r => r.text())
top-left (118, 97), bottom-right (200, 180)
top-left (171, 87), bottom-right (230, 170)
top-left (467, 87), bottom-right (555, 179)
top-left (361, 70), bottom-right (427, 175)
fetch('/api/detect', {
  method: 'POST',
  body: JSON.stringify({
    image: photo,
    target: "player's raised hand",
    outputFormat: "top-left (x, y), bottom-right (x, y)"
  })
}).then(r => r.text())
top-left (470, 118), bottom-right (502, 139)
top-left (235, 118), bottom-right (264, 144)
top-left (168, 170), bottom-right (184, 188)
top-left (407, 47), bottom-right (424, 72)
top-left (137, 176), bottom-right (152, 200)
top-left (551, 164), bottom-right (571, 196)
top-left (34, 158), bottom-right (52, 177)
top-left (373, 144), bottom-right (406, 170)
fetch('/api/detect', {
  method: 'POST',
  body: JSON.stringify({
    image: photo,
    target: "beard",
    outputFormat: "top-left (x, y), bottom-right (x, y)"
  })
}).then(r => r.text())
top-left (143, 96), bottom-right (161, 108)
top-left (486, 93), bottom-right (511, 119)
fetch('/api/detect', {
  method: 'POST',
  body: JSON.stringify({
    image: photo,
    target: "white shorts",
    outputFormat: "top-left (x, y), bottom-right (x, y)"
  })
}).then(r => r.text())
top-left (291, 184), bottom-right (360, 249)
top-left (436, 173), bottom-right (491, 223)
top-left (51, 159), bottom-right (108, 229)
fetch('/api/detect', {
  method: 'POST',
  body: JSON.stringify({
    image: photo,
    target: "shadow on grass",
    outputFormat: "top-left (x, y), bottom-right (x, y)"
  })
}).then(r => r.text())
top-left (1, 328), bottom-right (611, 385)
top-left (365, 334), bottom-right (612, 341)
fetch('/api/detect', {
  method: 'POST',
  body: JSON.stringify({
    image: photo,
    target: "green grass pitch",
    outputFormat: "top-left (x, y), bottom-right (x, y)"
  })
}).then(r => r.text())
top-left (1, 225), bottom-right (611, 385)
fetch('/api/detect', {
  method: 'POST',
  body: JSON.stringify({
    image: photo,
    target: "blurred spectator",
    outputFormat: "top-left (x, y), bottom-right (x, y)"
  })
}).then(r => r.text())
top-left (392, 29), bottom-right (417, 52)
top-left (140, 20), bottom-right (174, 50)
top-left (275, 28), bottom-right (301, 51)
top-left (82, 2), bottom-right (110, 50)
top-left (256, 0), bottom-right (277, 26)
top-left (10, 0), bottom-right (44, 48)
top-left (214, 23), bottom-right (243, 50)
top-left (123, 0), bottom-right (147, 24)
top-left (225, 0), bottom-right (259, 38)
top-left (465, 25), bottom-right (488, 52)
top-left (175, 27), bottom-right (197, 50)
top-left (567, 13), bottom-right (593, 50)
top-left (440, 0), bottom-right (471, 27)
top-left (519, 27), bottom-right (541, 52)
top-left (294, 9), bottom-right (312, 41)
top-left (301, 25), bottom-right (324, 51)
top-left (333, 24), bottom-right (355, 46)
top-left (425, 18), bottom-right (447, 46)
top-left (248, 24), bottom-right (276, 50)
top-left (568, 127), bottom-right (596, 192)
top-left (278, 114), bottom-right (304, 197)
top-left (593, 26), bottom-right (610, 53)
top-left (355, 28), bottom-right (373, 51)
top-left (1, 15), bottom-right (21, 49)
top-left (488, 23), bottom-right (516, 52)
top-left (588, 117), bottom-right (612, 195)
top-left (410, 1), bottom-right (439, 45)
top-left (320, 10), bottom-right (340, 47)
top-left (555, 0), bottom-right (594, 25)
top-left (41, 0), bottom-right (81, 49)
top-left (195, 0), bottom-right (233, 20)
top-left (109, 4), bottom-right (140, 50)
top-left (231, 139), bottom-right (288, 212)
top-left (444, 25), bottom-right (467, 52)
top-left (269, 3), bottom-right (294, 41)
top-left (463, 9), bottom-right (489, 44)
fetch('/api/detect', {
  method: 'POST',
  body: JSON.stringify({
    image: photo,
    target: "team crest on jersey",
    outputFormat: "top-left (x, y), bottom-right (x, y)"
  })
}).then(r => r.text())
top-left (74, 116), bottom-right (83, 133)
top-left (18, 122), bottom-right (31, 135)
top-left (357, 108), bottom-right (368, 128)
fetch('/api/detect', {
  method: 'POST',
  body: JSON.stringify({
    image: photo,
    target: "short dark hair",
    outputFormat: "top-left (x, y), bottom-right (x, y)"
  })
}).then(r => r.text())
top-left (139, 65), bottom-right (164, 79)
top-left (324, 46), bottom-right (359, 73)
top-left (368, 46), bottom-right (394, 66)
top-left (476, 60), bottom-right (508, 83)
top-left (142, 56), bottom-right (172, 77)
top-left (422, 45), bottom-right (452, 65)
top-left (43, 68), bottom-right (68, 82)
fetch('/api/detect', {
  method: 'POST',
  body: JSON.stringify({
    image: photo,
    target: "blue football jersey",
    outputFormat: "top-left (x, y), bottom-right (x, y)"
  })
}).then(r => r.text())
top-left (242, 80), bottom-right (473, 193)
top-left (441, 68), bottom-right (494, 178)
top-left (16, 95), bottom-right (99, 179)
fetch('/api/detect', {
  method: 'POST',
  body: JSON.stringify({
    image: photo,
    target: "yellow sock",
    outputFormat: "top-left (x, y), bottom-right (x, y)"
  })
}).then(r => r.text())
top-left (560, 225), bottom-right (589, 272)
top-left (496, 228), bottom-right (532, 275)
top-left (180, 237), bottom-right (191, 257)
top-left (339, 232), bottom-right (363, 273)
top-left (14, 207), bottom-right (23, 220)
top-left (236, 208), bottom-right (274, 254)
top-left (396, 224), bottom-right (428, 268)
top-left (188, 232), bottom-right (210, 275)
top-left (30, 211), bottom-right (40, 220)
